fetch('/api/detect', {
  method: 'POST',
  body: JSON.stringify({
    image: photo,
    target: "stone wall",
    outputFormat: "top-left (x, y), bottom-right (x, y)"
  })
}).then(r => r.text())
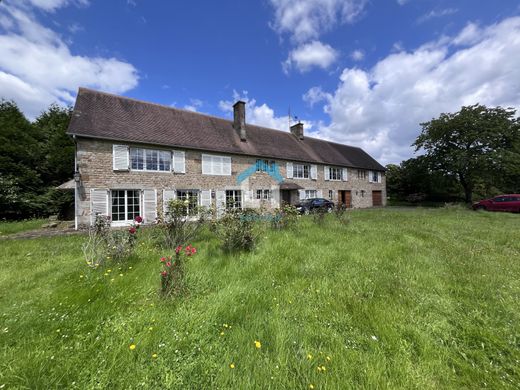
top-left (75, 138), bottom-right (386, 226)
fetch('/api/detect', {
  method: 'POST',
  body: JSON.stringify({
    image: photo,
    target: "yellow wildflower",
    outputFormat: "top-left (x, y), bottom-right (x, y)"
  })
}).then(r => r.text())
top-left (229, 363), bottom-right (235, 369)
top-left (107, 269), bottom-right (112, 273)
top-left (254, 340), bottom-right (261, 349)
top-left (119, 273), bottom-right (123, 277)
top-left (326, 356), bottom-right (331, 362)
top-left (309, 385), bottom-right (315, 389)
top-left (317, 366), bottom-right (322, 372)
top-left (149, 327), bottom-right (153, 331)
top-left (129, 266), bottom-right (133, 269)
top-left (307, 353), bottom-right (313, 360)
top-left (220, 331), bottom-right (225, 336)
top-left (129, 344), bottom-right (136, 350)
top-left (104, 273), bottom-right (109, 276)
top-left (79, 275), bottom-right (84, 279)
top-left (223, 324), bottom-right (229, 328)
top-left (152, 353), bottom-right (158, 359)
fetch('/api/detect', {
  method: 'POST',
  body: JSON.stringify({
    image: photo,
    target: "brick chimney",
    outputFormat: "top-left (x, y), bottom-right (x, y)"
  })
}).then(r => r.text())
top-left (233, 101), bottom-right (246, 141)
top-left (290, 122), bottom-right (304, 140)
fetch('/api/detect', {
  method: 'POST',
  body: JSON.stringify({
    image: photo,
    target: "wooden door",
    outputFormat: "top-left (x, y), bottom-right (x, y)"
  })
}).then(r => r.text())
top-left (339, 190), bottom-right (352, 208)
top-left (372, 190), bottom-right (382, 206)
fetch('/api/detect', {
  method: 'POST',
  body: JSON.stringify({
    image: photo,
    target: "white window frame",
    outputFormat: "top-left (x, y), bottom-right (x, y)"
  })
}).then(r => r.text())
top-left (357, 170), bottom-right (367, 180)
top-left (225, 190), bottom-right (242, 209)
top-left (130, 147), bottom-right (172, 173)
top-left (256, 189), bottom-right (271, 200)
top-left (176, 189), bottom-right (200, 215)
top-left (110, 189), bottom-right (141, 226)
top-left (304, 190), bottom-right (317, 199)
top-left (293, 163), bottom-right (310, 179)
top-left (328, 167), bottom-right (342, 181)
top-left (202, 154), bottom-right (232, 176)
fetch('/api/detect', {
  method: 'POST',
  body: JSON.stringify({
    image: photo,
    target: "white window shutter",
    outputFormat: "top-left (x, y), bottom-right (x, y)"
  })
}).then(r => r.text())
top-left (298, 189), bottom-right (305, 200)
top-left (173, 151), bottom-right (185, 173)
top-left (90, 189), bottom-right (108, 225)
top-left (142, 189), bottom-right (157, 224)
top-left (113, 145), bottom-right (129, 171)
top-left (310, 165), bottom-right (317, 180)
top-left (271, 188), bottom-right (280, 208)
top-left (223, 156), bottom-right (232, 175)
top-left (200, 190), bottom-right (212, 208)
top-left (342, 168), bottom-right (348, 181)
top-left (324, 166), bottom-right (330, 181)
top-left (286, 162), bottom-right (293, 179)
top-left (378, 172), bottom-right (382, 183)
top-left (317, 190), bottom-right (323, 198)
top-left (162, 189), bottom-right (176, 215)
top-left (202, 154), bottom-right (211, 174)
top-left (368, 171), bottom-right (373, 183)
top-left (216, 190), bottom-right (226, 217)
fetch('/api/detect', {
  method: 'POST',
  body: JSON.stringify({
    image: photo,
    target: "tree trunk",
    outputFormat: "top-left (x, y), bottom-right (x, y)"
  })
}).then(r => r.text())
top-left (459, 173), bottom-right (473, 204)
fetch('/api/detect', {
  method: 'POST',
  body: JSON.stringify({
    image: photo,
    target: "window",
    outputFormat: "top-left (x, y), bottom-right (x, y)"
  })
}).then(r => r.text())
top-left (371, 171), bottom-right (380, 183)
top-left (130, 147), bottom-right (171, 172)
top-left (225, 190), bottom-right (242, 209)
top-left (256, 189), bottom-right (271, 200)
top-left (293, 164), bottom-right (310, 179)
top-left (202, 154), bottom-right (232, 175)
top-left (329, 167), bottom-right (342, 181)
top-left (111, 190), bottom-right (140, 222)
top-left (176, 190), bottom-right (199, 215)
top-left (357, 170), bottom-right (367, 180)
top-left (256, 159), bottom-right (275, 172)
top-left (305, 190), bottom-right (317, 199)
top-left (329, 190), bottom-right (333, 199)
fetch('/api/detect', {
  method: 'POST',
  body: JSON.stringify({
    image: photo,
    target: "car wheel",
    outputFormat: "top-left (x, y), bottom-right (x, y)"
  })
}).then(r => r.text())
top-left (475, 205), bottom-right (486, 211)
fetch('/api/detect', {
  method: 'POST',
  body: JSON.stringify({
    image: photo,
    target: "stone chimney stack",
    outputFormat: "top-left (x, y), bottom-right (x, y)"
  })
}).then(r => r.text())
top-left (233, 101), bottom-right (246, 141)
top-left (290, 122), bottom-right (304, 140)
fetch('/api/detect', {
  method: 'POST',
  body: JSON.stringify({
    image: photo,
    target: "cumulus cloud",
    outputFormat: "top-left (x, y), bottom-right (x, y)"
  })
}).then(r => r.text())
top-left (183, 98), bottom-right (203, 112)
top-left (219, 90), bottom-right (314, 132)
top-left (269, 0), bottom-right (367, 43)
top-left (283, 40), bottom-right (338, 73)
top-left (350, 49), bottom-right (365, 61)
top-left (0, 1), bottom-right (138, 118)
top-left (306, 17), bottom-right (520, 164)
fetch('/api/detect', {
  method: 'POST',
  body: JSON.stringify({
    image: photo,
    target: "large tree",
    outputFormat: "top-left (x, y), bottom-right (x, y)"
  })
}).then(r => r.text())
top-left (414, 104), bottom-right (520, 203)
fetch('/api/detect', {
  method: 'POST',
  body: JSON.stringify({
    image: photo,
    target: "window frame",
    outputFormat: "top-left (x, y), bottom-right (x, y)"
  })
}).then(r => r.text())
top-left (293, 163), bottom-right (310, 179)
top-left (304, 189), bottom-right (317, 199)
top-left (176, 189), bottom-right (200, 216)
top-left (130, 147), bottom-right (171, 173)
top-left (225, 190), bottom-right (242, 210)
top-left (111, 189), bottom-right (141, 225)
top-left (202, 154), bottom-right (232, 176)
top-left (328, 167), bottom-right (342, 181)
top-left (256, 189), bottom-right (272, 200)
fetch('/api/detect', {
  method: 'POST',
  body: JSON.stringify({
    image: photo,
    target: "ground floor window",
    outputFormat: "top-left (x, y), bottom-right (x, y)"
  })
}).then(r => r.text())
top-left (111, 190), bottom-right (140, 222)
top-left (328, 190), bottom-right (334, 199)
top-left (305, 190), bottom-right (317, 199)
top-left (176, 190), bottom-right (199, 215)
top-left (256, 189), bottom-right (271, 200)
top-left (226, 190), bottom-right (242, 209)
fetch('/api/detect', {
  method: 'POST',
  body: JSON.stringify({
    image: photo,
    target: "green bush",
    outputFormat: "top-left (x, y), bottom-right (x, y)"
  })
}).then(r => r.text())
top-left (271, 203), bottom-right (299, 230)
top-left (215, 208), bottom-right (261, 252)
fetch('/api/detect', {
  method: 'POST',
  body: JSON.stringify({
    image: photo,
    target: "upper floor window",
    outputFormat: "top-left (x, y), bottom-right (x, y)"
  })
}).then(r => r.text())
top-left (202, 154), bottom-right (231, 176)
top-left (256, 159), bottom-right (275, 172)
top-left (329, 167), bottom-right (342, 181)
top-left (293, 164), bottom-right (310, 179)
top-left (130, 148), bottom-right (171, 172)
top-left (357, 170), bottom-right (367, 180)
top-left (370, 171), bottom-right (381, 183)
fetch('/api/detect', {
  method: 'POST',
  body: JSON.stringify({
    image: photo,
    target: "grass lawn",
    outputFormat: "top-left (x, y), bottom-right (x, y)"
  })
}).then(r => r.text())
top-left (0, 219), bottom-right (46, 236)
top-left (0, 208), bottom-right (519, 389)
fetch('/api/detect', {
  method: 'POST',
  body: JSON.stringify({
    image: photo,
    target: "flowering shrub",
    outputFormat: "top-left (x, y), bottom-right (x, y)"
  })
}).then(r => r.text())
top-left (333, 203), bottom-right (350, 225)
top-left (271, 203), bottom-right (299, 230)
top-left (82, 215), bottom-right (142, 268)
top-left (158, 199), bottom-right (209, 249)
top-left (215, 208), bottom-right (261, 252)
top-left (160, 244), bottom-right (197, 296)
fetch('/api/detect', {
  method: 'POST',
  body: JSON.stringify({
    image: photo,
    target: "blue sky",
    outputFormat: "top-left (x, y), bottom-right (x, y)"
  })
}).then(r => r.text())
top-left (1, 0), bottom-right (520, 164)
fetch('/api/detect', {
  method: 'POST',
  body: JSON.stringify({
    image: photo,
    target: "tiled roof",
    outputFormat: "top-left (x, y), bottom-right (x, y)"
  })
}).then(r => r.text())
top-left (67, 88), bottom-right (385, 171)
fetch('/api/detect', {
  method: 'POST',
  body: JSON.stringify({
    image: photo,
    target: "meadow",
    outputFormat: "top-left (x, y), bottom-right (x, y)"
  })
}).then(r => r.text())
top-left (0, 208), bottom-right (519, 389)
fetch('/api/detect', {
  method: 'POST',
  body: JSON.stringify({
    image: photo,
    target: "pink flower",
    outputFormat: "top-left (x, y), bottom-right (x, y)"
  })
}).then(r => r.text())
top-left (191, 248), bottom-right (197, 254)
top-left (166, 262), bottom-right (172, 267)
top-left (175, 245), bottom-right (182, 254)
top-left (160, 257), bottom-right (166, 262)
top-left (161, 271), bottom-right (167, 277)
top-left (135, 216), bottom-right (143, 223)
top-left (129, 227), bottom-right (136, 234)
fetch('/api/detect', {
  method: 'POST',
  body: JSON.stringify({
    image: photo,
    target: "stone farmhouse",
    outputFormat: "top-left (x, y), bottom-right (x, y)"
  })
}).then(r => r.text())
top-left (67, 88), bottom-right (386, 228)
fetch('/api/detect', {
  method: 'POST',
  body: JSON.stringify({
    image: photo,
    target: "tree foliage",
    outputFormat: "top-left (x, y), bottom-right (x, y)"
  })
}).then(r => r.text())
top-left (413, 104), bottom-right (520, 203)
top-left (0, 100), bottom-right (74, 219)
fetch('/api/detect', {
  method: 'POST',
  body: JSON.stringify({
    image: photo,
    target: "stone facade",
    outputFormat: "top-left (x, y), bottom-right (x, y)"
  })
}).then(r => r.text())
top-left (75, 138), bottom-right (386, 226)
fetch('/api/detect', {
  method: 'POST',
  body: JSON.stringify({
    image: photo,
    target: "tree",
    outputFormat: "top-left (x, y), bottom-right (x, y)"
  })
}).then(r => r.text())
top-left (414, 104), bottom-right (520, 203)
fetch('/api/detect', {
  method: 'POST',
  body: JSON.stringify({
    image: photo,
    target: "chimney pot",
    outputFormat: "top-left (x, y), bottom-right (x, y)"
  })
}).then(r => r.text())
top-left (233, 101), bottom-right (246, 141)
top-left (290, 122), bottom-right (304, 140)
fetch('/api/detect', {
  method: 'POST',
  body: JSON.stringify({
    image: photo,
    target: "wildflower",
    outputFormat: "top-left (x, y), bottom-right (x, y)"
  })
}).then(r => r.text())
top-left (129, 227), bottom-right (136, 234)
top-left (371, 335), bottom-right (378, 341)
top-left (152, 353), bottom-right (158, 359)
top-left (326, 356), bottom-right (331, 362)
top-left (129, 344), bottom-right (136, 350)
top-left (107, 269), bottom-right (112, 273)
top-left (161, 271), bottom-right (167, 277)
top-left (79, 275), bottom-right (84, 279)
top-left (309, 385), bottom-right (315, 389)
top-left (254, 340), bottom-right (261, 349)
top-left (160, 257), bottom-right (166, 262)
top-left (166, 262), bottom-right (172, 267)
top-left (175, 245), bottom-right (182, 254)
top-left (149, 327), bottom-right (153, 331)
top-left (135, 216), bottom-right (143, 223)
top-left (229, 363), bottom-right (235, 369)
top-left (223, 324), bottom-right (229, 328)
top-left (220, 331), bottom-right (225, 336)
top-left (104, 273), bottom-right (109, 276)
top-left (119, 274), bottom-right (123, 277)
top-left (307, 353), bottom-right (313, 360)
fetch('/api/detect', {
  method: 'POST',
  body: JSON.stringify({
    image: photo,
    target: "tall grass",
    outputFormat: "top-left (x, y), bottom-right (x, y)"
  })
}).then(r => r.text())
top-left (0, 209), bottom-right (519, 388)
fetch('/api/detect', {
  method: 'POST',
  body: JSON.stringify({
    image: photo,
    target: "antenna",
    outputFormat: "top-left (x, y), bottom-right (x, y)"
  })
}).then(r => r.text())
top-left (288, 106), bottom-right (291, 128)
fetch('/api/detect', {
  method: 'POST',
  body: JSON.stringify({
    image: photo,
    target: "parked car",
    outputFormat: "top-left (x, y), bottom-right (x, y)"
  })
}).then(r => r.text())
top-left (296, 198), bottom-right (334, 214)
top-left (472, 194), bottom-right (520, 213)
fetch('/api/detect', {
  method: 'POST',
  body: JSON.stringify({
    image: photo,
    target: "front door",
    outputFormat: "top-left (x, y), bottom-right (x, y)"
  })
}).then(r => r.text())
top-left (339, 190), bottom-right (352, 208)
top-left (372, 190), bottom-right (382, 206)
top-left (281, 190), bottom-right (291, 205)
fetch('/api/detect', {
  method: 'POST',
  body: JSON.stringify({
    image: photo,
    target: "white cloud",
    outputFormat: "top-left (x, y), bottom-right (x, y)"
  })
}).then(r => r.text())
top-left (0, 2), bottom-right (138, 118)
top-left (183, 98), bottom-right (203, 112)
top-left (307, 17), bottom-right (520, 165)
top-left (219, 90), bottom-right (313, 132)
top-left (417, 8), bottom-right (458, 24)
top-left (283, 40), bottom-right (338, 73)
top-left (350, 49), bottom-right (364, 61)
top-left (25, 0), bottom-right (89, 12)
top-left (269, 0), bottom-right (367, 43)
top-left (303, 86), bottom-right (330, 107)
